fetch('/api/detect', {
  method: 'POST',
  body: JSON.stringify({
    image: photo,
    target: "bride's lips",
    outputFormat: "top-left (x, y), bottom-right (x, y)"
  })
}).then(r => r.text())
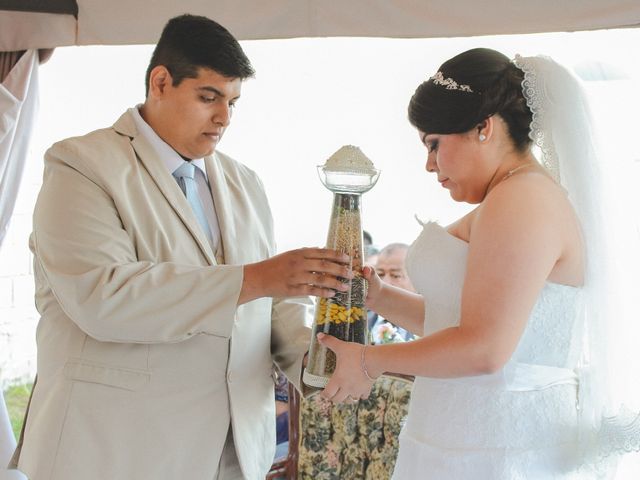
top-left (438, 177), bottom-right (449, 187)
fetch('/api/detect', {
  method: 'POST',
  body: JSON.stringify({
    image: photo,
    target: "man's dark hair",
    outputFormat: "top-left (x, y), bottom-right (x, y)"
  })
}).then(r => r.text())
top-left (145, 14), bottom-right (255, 96)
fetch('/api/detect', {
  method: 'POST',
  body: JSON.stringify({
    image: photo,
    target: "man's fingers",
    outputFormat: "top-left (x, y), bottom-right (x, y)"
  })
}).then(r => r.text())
top-left (285, 271), bottom-right (347, 294)
top-left (308, 259), bottom-right (353, 279)
top-left (303, 248), bottom-right (351, 264)
top-left (306, 285), bottom-right (339, 298)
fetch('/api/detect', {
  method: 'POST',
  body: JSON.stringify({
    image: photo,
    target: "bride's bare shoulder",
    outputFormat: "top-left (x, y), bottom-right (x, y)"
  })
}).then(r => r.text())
top-left (471, 170), bottom-right (578, 247)
top-left (446, 208), bottom-right (480, 243)
top-left (483, 170), bottom-right (569, 215)
top-left (448, 170), bottom-right (570, 243)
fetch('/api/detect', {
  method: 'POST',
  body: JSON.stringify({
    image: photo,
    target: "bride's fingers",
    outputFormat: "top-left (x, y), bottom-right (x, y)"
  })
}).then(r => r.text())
top-left (320, 382), bottom-right (339, 401)
top-left (331, 389), bottom-right (357, 404)
top-left (317, 332), bottom-right (341, 352)
top-left (362, 264), bottom-right (375, 279)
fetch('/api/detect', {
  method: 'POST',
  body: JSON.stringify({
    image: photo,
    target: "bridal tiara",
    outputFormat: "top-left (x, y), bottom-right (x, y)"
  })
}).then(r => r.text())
top-left (429, 71), bottom-right (474, 93)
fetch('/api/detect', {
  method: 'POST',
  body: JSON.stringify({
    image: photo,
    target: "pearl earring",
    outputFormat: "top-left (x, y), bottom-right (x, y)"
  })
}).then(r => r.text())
top-left (479, 134), bottom-right (487, 142)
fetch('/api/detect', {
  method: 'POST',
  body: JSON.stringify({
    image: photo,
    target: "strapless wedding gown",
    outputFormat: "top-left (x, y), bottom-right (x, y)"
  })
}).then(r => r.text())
top-left (392, 222), bottom-right (590, 480)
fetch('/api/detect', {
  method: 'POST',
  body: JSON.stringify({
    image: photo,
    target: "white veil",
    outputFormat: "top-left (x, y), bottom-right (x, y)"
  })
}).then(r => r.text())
top-left (513, 54), bottom-right (640, 475)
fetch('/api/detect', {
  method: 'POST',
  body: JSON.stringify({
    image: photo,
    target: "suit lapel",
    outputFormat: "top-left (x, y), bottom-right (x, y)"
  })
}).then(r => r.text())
top-left (113, 111), bottom-right (216, 265)
top-left (206, 153), bottom-right (238, 265)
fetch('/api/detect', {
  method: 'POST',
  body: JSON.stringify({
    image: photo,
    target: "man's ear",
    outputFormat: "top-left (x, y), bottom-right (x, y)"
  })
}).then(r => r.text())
top-left (147, 65), bottom-right (172, 98)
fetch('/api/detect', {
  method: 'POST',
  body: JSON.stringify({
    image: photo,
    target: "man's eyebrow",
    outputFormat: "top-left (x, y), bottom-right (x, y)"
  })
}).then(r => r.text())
top-left (196, 85), bottom-right (240, 100)
top-left (197, 86), bottom-right (239, 100)
top-left (197, 86), bottom-right (224, 95)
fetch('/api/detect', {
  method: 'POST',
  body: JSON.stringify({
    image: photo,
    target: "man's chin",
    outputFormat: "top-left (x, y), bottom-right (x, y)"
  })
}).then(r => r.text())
top-left (190, 146), bottom-right (216, 159)
top-left (202, 142), bottom-right (218, 157)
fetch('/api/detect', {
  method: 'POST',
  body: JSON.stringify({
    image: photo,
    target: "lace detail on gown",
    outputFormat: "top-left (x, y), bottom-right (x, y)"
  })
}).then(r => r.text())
top-left (598, 407), bottom-right (640, 458)
top-left (392, 222), bottom-right (589, 479)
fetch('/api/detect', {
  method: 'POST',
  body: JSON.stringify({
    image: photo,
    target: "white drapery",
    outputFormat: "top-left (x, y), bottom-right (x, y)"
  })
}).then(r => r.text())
top-left (0, 50), bottom-right (39, 248)
top-left (0, 393), bottom-right (24, 479)
top-left (1, 1), bottom-right (640, 51)
top-left (0, 49), bottom-right (39, 480)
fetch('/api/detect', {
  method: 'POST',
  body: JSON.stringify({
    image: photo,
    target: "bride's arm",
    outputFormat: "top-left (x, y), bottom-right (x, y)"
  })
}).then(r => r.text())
top-left (320, 176), bottom-right (578, 400)
top-left (364, 266), bottom-right (425, 335)
top-left (367, 178), bottom-right (564, 377)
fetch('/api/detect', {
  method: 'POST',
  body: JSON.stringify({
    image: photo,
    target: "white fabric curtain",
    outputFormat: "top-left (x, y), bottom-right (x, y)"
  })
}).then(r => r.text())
top-left (77, 0), bottom-right (640, 44)
top-left (0, 49), bottom-right (39, 480)
top-left (0, 49), bottom-right (39, 248)
top-left (1, 1), bottom-right (640, 51)
top-left (0, 394), bottom-right (24, 479)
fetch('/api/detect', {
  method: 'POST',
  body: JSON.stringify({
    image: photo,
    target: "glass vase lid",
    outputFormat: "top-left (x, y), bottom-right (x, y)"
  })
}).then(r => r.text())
top-left (317, 145), bottom-right (380, 194)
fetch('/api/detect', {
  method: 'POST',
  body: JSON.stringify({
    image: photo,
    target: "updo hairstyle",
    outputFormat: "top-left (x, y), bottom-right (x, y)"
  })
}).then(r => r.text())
top-left (408, 48), bottom-right (533, 152)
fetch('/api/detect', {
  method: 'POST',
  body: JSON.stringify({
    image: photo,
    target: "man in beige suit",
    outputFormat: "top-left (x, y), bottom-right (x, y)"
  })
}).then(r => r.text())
top-left (10, 14), bottom-right (349, 480)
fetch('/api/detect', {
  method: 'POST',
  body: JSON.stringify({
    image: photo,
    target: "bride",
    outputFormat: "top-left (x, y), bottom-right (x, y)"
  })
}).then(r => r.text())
top-left (317, 48), bottom-right (639, 478)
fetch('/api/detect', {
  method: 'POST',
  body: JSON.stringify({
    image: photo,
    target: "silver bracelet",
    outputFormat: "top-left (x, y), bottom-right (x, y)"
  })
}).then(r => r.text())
top-left (360, 345), bottom-right (376, 382)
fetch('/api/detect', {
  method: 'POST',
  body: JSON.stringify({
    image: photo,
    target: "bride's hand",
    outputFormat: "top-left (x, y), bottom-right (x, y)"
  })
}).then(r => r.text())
top-left (363, 265), bottom-right (384, 309)
top-left (317, 333), bottom-right (375, 403)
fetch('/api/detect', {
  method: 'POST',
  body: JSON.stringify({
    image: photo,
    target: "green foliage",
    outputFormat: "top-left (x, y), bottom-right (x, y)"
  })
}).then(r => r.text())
top-left (3, 383), bottom-right (33, 440)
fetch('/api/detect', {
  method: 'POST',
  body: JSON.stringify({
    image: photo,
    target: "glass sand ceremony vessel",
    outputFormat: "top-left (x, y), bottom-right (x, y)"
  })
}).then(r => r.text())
top-left (303, 145), bottom-right (380, 389)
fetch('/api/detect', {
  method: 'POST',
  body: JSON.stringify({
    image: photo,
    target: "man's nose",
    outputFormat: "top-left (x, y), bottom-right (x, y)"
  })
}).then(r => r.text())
top-left (214, 104), bottom-right (232, 126)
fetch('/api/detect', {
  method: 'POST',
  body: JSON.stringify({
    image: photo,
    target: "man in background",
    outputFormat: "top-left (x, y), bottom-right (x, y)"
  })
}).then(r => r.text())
top-left (369, 243), bottom-right (416, 343)
top-left (363, 229), bottom-right (379, 265)
top-left (375, 243), bottom-right (414, 293)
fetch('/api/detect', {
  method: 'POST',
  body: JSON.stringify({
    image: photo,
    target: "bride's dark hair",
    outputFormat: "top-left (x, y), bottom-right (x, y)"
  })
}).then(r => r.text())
top-left (408, 48), bottom-right (533, 152)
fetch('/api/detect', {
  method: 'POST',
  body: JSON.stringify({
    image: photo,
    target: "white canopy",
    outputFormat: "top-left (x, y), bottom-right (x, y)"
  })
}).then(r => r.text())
top-left (1, 0), bottom-right (640, 51)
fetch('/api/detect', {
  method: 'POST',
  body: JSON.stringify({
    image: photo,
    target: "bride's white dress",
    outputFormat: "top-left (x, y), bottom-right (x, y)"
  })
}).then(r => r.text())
top-left (392, 221), bottom-right (590, 479)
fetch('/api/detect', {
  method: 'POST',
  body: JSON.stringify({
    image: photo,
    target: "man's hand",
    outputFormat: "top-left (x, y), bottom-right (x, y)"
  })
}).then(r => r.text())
top-left (239, 248), bottom-right (352, 304)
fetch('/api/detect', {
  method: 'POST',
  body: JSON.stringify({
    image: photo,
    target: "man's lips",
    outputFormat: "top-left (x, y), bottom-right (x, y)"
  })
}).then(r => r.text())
top-left (203, 132), bottom-right (221, 140)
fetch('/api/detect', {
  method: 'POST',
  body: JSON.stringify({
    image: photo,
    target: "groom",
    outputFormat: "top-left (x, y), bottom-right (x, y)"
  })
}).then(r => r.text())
top-left (10, 14), bottom-right (348, 480)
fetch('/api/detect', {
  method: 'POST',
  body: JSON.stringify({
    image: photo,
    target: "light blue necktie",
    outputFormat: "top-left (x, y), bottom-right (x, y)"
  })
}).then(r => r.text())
top-left (173, 162), bottom-right (214, 247)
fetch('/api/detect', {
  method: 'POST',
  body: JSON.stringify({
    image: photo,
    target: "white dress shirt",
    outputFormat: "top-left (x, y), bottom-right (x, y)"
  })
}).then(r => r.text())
top-left (130, 106), bottom-right (222, 254)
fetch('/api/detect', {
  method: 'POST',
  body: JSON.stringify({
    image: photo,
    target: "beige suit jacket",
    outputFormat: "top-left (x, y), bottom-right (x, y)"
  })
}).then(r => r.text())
top-left (12, 110), bottom-right (311, 480)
